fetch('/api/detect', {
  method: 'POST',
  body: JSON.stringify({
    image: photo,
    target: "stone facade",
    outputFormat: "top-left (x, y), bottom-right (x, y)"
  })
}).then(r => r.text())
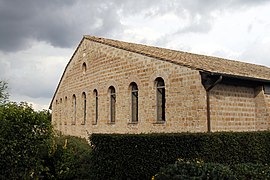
top-left (50, 36), bottom-right (270, 138)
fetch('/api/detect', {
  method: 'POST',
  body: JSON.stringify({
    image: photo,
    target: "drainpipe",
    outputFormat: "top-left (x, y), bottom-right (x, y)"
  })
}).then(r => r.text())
top-left (205, 75), bottom-right (222, 132)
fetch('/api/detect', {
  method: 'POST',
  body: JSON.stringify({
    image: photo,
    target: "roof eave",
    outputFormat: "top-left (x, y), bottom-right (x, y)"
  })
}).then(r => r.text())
top-left (200, 70), bottom-right (270, 84)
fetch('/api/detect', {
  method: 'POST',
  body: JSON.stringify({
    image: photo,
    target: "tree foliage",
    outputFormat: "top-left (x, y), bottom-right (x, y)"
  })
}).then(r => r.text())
top-left (0, 102), bottom-right (53, 179)
top-left (0, 81), bottom-right (9, 104)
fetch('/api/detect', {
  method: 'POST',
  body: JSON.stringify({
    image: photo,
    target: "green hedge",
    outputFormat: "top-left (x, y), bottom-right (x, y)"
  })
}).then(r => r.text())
top-left (88, 132), bottom-right (270, 179)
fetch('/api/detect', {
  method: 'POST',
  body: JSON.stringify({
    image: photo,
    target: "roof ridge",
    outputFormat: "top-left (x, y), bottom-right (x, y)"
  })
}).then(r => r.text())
top-left (84, 35), bottom-right (270, 81)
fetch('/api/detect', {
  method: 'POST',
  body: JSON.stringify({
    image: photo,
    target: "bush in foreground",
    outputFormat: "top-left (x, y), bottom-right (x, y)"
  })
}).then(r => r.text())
top-left (153, 159), bottom-right (235, 180)
top-left (45, 135), bottom-right (92, 179)
top-left (153, 159), bottom-right (270, 180)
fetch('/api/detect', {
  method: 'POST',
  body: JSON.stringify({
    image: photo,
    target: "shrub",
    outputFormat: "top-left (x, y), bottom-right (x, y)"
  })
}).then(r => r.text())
top-left (44, 135), bottom-right (92, 179)
top-left (153, 159), bottom-right (236, 180)
top-left (232, 163), bottom-right (270, 180)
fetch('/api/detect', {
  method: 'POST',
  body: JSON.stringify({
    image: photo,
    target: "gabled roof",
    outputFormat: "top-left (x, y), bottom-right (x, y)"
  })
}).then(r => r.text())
top-left (84, 35), bottom-right (270, 81)
top-left (49, 35), bottom-right (270, 109)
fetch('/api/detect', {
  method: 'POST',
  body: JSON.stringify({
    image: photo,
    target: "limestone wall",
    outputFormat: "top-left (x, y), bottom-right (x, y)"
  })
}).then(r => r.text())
top-left (51, 39), bottom-right (207, 138)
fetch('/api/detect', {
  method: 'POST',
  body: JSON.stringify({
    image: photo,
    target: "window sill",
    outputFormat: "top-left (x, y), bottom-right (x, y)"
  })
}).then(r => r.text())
top-left (153, 121), bottom-right (166, 124)
top-left (128, 122), bottom-right (138, 125)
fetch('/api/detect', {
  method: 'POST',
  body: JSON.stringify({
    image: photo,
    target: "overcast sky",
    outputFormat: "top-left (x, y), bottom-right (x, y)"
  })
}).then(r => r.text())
top-left (1, 0), bottom-right (270, 110)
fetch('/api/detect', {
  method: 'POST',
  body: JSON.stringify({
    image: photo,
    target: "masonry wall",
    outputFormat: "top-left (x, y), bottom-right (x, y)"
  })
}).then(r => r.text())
top-left (51, 39), bottom-right (270, 138)
top-left (210, 84), bottom-right (256, 131)
top-left (210, 84), bottom-right (270, 132)
top-left (51, 39), bottom-right (207, 138)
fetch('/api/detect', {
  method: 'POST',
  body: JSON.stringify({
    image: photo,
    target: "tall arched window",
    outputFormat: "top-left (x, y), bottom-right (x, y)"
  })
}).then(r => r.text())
top-left (59, 98), bottom-right (62, 125)
top-left (64, 96), bottom-right (67, 125)
top-left (72, 94), bottom-right (76, 125)
top-left (82, 92), bottom-right (86, 125)
top-left (109, 86), bottom-right (116, 123)
top-left (155, 77), bottom-right (165, 121)
top-left (93, 89), bottom-right (98, 124)
top-left (130, 82), bottom-right (138, 123)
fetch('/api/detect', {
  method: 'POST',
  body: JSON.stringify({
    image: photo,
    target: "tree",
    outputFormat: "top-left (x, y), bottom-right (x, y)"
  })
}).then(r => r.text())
top-left (0, 102), bottom-right (53, 179)
top-left (0, 80), bottom-right (9, 104)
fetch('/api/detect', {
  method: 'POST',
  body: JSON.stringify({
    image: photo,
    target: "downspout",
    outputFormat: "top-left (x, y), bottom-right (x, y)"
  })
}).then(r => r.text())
top-left (205, 75), bottom-right (222, 132)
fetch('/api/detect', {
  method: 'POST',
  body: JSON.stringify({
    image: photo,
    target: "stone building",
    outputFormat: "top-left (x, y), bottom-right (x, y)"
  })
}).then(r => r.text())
top-left (50, 35), bottom-right (270, 138)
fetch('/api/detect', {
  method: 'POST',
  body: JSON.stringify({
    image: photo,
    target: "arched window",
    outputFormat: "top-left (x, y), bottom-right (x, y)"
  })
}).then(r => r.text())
top-left (64, 96), bottom-right (67, 125)
top-left (82, 62), bottom-right (87, 74)
top-left (93, 89), bottom-right (98, 124)
top-left (82, 92), bottom-right (86, 125)
top-left (130, 82), bottom-right (138, 123)
top-left (72, 94), bottom-right (76, 125)
top-left (155, 77), bottom-right (165, 121)
top-left (109, 86), bottom-right (116, 123)
top-left (59, 98), bottom-right (62, 125)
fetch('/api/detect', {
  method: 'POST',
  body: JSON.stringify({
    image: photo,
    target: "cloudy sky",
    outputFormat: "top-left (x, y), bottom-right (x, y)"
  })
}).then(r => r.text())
top-left (1, 0), bottom-right (270, 110)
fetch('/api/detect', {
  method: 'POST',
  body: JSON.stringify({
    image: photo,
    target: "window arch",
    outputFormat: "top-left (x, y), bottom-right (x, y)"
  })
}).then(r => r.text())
top-left (109, 86), bottom-right (116, 123)
top-left (82, 92), bottom-right (86, 125)
top-left (155, 77), bottom-right (165, 121)
top-left (72, 94), bottom-right (76, 125)
top-left (130, 82), bottom-right (138, 123)
top-left (93, 89), bottom-right (98, 124)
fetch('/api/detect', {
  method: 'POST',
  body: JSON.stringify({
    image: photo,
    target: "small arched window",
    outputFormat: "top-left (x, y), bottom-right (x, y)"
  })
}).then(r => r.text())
top-left (155, 77), bottom-right (165, 121)
top-left (72, 94), bottom-right (76, 125)
top-left (130, 82), bottom-right (138, 123)
top-left (109, 86), bottom-right (116, 123)
top-left (82, 92), bottom-right (86, 125)
top-left (82, 62), bottom-right (87, 74)
top-left (93, 89), bottom-right (98, 124)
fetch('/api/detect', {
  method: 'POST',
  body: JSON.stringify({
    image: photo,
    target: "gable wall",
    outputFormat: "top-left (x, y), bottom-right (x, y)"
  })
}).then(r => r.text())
top-left (51, 39), bottom-right (207, 138)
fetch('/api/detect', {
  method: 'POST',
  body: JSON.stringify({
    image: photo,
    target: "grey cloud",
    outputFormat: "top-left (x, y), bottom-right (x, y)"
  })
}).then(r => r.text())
top-left (1, 0), bottom-right (269, 53)
top-left (169, 0), bottom-right (270, 35)
top-left (0, 0), bottom-right (122, 52)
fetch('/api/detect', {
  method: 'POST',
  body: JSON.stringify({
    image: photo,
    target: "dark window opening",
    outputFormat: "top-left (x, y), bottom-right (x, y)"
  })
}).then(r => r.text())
top-left (82, 62), bottom-right (87, 74)
top-left (155, 77), bottom-right (165, 121)
top-left (94, 89), bottom-right (98, 124)
top-left (109, 86), bottom-right (116, 123)
top-left (72, 94), bottom-right (76, 124)
top-left (130, 82), bottom-right (138, 123)
top-left (82, 92), bottom-right (86, 125)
